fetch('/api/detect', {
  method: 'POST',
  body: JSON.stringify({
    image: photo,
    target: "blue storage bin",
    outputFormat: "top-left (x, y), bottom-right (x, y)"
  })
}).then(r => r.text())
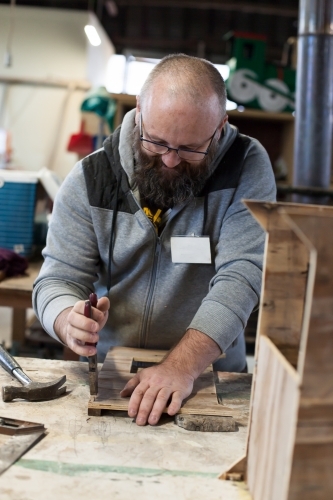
top-left (0, 170), bottom-right (38, 256)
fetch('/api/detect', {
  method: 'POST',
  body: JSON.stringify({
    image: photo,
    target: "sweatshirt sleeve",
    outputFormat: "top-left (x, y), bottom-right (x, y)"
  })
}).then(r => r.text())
top-left (188, 138), bottom-right (276, 353)
top-left (32, 161), bottom-right (100, 341)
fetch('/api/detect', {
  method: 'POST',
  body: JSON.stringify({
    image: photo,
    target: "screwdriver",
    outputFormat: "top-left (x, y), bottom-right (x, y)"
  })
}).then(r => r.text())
top-left (84, 293), bottom-right (98, 396)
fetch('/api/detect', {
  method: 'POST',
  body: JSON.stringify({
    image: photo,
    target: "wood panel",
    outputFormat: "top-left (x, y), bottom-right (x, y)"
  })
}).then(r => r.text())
top-left (245, 201), bottom-right (309, 367)
top-left (221, 202), bottom-right (333, 499)
top-left (288, 442), bottom-right (333, 500)
top-left (88, 347), bottom-right (250, 421)
top-left (247, 336), bottom-right (300, 500)
top-left (284, 212), bottom-right (333, 400)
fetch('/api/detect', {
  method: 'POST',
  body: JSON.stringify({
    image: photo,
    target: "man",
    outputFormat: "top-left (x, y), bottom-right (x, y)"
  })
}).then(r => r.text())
top-left (33, 54), bottom-right (276, 426)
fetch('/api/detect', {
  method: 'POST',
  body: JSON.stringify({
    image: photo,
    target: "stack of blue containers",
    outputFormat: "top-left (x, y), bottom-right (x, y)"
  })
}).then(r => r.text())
top-left (0, 170), bottom-right (38, 257)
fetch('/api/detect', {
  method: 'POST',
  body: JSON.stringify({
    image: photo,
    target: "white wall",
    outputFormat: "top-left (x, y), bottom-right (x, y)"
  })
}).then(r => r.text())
top-left (0, 6), bottom-right (114, 179)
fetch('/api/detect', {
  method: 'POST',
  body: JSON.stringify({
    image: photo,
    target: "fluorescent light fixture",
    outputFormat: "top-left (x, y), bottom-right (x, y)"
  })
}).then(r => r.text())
top-left (84, 25), bottom-right (102, 46)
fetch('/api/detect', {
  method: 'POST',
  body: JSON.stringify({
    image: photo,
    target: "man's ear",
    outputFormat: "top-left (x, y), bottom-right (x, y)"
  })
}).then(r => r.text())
top-left (217, 115), bottom-right (228, 140)
top-left (135, 96), bottom-right (141, 126)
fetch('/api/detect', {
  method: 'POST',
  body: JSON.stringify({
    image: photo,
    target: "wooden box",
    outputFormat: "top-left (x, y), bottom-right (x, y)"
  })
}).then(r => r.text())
top-left (221, 201), bottom-right (333, 500)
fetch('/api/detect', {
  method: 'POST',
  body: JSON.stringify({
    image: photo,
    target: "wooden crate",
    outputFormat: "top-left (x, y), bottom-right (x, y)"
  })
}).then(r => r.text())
top-left (220, 201), bottom-right (333, 500)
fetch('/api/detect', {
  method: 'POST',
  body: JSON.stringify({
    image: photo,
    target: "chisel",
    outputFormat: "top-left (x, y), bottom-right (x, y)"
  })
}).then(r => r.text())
top-left (84, 293), bottom-right (98, 395)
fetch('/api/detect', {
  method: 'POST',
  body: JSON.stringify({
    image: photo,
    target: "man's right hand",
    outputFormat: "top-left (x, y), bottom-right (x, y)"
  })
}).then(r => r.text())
top-left (54, 297), bottom-right (110, 356)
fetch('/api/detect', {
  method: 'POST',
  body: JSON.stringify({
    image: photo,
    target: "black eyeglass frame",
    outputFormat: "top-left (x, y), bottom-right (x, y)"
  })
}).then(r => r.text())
top-left (139, 113), bottom-right (217, 161)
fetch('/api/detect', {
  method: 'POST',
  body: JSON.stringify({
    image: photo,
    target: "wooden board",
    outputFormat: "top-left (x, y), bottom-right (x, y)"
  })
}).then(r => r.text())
top-left (88, 347), bottom-right (251, 422)
top-left (222, 202), bottom-right (333, 500)
top-left (246, 336), bottom-right (300, 500)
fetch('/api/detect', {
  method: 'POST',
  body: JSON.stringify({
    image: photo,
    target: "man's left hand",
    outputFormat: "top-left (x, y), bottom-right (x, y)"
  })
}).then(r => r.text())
top-left (120, 362), bottom-right (194, 426)
top-left (120, 328), bottom-right (222, 426)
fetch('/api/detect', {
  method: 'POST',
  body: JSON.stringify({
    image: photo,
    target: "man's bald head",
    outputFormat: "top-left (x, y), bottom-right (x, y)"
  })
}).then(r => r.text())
top-left (139, 53), bottom-right (227, 119)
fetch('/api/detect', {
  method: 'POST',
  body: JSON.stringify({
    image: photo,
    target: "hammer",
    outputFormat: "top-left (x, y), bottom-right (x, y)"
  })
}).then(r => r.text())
top-left (0, 346), bottom-right (66, 402)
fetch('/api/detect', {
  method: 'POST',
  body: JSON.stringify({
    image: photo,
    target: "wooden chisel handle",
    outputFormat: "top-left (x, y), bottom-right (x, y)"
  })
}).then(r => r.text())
top-left (84, 293), bottom-right (98, 396)
top-left (84, 293), bottom-right (98, 347)
top-left (89, 292), bottom-right (98, 308)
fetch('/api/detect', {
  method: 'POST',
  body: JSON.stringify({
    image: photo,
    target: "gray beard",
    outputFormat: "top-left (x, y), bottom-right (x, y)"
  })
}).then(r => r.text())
top-left (132, 125), bottom-right (218, 208)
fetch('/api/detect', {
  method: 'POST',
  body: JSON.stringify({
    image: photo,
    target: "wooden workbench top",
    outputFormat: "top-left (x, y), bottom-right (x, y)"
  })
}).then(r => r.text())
top-left (0, 357), bottom-right (251, 500)
top-left (0, 261), bottom-right (42, 309)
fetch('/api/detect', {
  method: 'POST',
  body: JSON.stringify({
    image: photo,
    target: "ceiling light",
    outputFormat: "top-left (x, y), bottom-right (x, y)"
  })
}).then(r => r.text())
top-left (84, 25), bottom-right (101, 46)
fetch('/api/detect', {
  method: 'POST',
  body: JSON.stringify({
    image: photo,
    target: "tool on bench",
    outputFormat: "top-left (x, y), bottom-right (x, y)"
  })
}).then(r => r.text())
top-left (84, 292), bottom-right (98, 395)
top-left (175, 414), bottom-right (237, 432)
top-left (0, 345), bottom-right (66, 402)
top-left (0, 416), bottom-right (46, 475)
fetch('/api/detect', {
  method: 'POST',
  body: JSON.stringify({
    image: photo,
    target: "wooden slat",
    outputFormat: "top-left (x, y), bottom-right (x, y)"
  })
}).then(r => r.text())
top-left (246, 201), bottom-right (310, 369)
top-left (247, 336), bottom-right (300, 500)
top-left (288, 443), bottom-right (333, 500)
top-left (88, 347), bottom-right (250, 420)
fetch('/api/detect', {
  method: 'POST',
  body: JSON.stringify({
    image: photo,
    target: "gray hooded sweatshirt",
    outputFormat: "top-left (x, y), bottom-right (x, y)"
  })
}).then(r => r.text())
top-left (33, 109), bottom-right (276, 371)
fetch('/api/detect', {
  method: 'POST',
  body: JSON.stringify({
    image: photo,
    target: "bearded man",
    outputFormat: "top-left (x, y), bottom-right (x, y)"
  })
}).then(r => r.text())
top-left (33, 54), bottom-right (276, 426)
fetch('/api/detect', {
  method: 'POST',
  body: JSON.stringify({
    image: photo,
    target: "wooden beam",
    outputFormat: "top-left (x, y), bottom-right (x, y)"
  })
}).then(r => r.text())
top-left (116, 1), bottom-right (299, 18)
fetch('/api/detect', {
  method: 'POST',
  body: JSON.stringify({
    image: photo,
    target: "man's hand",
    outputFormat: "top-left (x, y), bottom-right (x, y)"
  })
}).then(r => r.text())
top-left (54, 297), bottom-right (110, 357)
top-left (120, 329), bottom-right (221, 425)
top-left (120, 362), bottom-right (194, 426)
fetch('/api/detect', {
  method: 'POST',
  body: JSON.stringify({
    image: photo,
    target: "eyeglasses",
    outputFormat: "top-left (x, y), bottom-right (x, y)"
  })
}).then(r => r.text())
top-left (139, 113), bottom-right (217, 162)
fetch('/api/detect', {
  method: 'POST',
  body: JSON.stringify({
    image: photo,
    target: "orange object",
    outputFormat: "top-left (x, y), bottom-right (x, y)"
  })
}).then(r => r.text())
top-left (67, 120), bottom-right (93, 155)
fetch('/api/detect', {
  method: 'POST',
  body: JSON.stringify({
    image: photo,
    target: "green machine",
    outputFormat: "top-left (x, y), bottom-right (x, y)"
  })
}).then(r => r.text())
top-left (225, 32), bottom-right (296, 113)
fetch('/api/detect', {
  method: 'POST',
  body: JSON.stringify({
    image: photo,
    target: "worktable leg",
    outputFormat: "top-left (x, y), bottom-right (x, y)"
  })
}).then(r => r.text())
top-left (11, 308), bottom-right (26, 345)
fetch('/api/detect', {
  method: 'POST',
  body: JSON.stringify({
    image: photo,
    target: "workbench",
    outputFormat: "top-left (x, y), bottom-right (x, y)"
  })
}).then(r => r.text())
top-left (0, 261), bottom-right (42, 345)
top-left (0, 357), bottom-right (251, 500)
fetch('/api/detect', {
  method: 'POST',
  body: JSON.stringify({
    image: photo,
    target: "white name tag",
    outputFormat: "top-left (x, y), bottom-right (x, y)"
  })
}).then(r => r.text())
top-left (171, 236), bottom-right (211, 264)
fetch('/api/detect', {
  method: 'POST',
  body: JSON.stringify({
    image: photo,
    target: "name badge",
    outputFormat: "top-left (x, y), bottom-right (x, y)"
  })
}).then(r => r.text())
top-left (171, 236), bottom-right (211, 264)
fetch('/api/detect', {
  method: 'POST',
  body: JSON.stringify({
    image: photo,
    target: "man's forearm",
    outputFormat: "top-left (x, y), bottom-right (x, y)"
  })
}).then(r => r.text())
top-left (54, 307), bottom-right (73, 345)
top-left (162, 328), bottom-right (222, 379)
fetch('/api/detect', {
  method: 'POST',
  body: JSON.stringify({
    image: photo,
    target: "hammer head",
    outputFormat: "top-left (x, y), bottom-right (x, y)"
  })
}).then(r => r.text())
top-left (2, 375), bottom-right (66, 402)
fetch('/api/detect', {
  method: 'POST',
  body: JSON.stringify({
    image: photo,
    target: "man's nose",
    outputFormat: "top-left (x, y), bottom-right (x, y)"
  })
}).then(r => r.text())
top-left (162, 150), bottom-right (182, 168)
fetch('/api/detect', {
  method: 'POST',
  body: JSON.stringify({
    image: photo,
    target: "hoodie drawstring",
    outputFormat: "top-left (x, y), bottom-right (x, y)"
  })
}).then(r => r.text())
top-left (107, 175), bottom-right (121, 293)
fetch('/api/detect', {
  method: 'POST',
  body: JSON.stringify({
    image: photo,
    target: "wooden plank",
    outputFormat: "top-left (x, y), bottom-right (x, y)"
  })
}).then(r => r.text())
top-left (245, 202), bottom-right (310, 366)
top-left (247, 336), bottom-right (300, 500)
top-left (215, 372), bottom-right (252, 426)
top-left (288, 442), bottom-right (333, 500)
top-left (222, 202), bottom-right (333, 499)
top-left (284, 213), bottom-right (333, 400)
top-left (88, 347), bottom-right (251, 421)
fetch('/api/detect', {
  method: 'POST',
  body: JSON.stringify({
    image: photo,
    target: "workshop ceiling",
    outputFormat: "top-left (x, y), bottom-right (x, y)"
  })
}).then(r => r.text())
top-left (0, 0), bottom-right (300, 62)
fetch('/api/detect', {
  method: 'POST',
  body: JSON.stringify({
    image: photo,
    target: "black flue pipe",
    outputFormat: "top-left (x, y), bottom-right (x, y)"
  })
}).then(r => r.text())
top-left (293, 0), bottom-right (333, 204)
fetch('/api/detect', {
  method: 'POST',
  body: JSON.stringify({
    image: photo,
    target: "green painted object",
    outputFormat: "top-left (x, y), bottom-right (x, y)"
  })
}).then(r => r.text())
top-left (225, 32), bottom-right (296, 113)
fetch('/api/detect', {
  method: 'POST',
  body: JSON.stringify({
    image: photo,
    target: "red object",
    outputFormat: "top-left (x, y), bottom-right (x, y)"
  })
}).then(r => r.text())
top-left (232, 31), bottom-right (267, 42)
top-left (67, 120), bottom-right (93, 155)
top-left (89, 293), bottom-right (98, 307)
top-left (84, 293), bottom-right (98, 347)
